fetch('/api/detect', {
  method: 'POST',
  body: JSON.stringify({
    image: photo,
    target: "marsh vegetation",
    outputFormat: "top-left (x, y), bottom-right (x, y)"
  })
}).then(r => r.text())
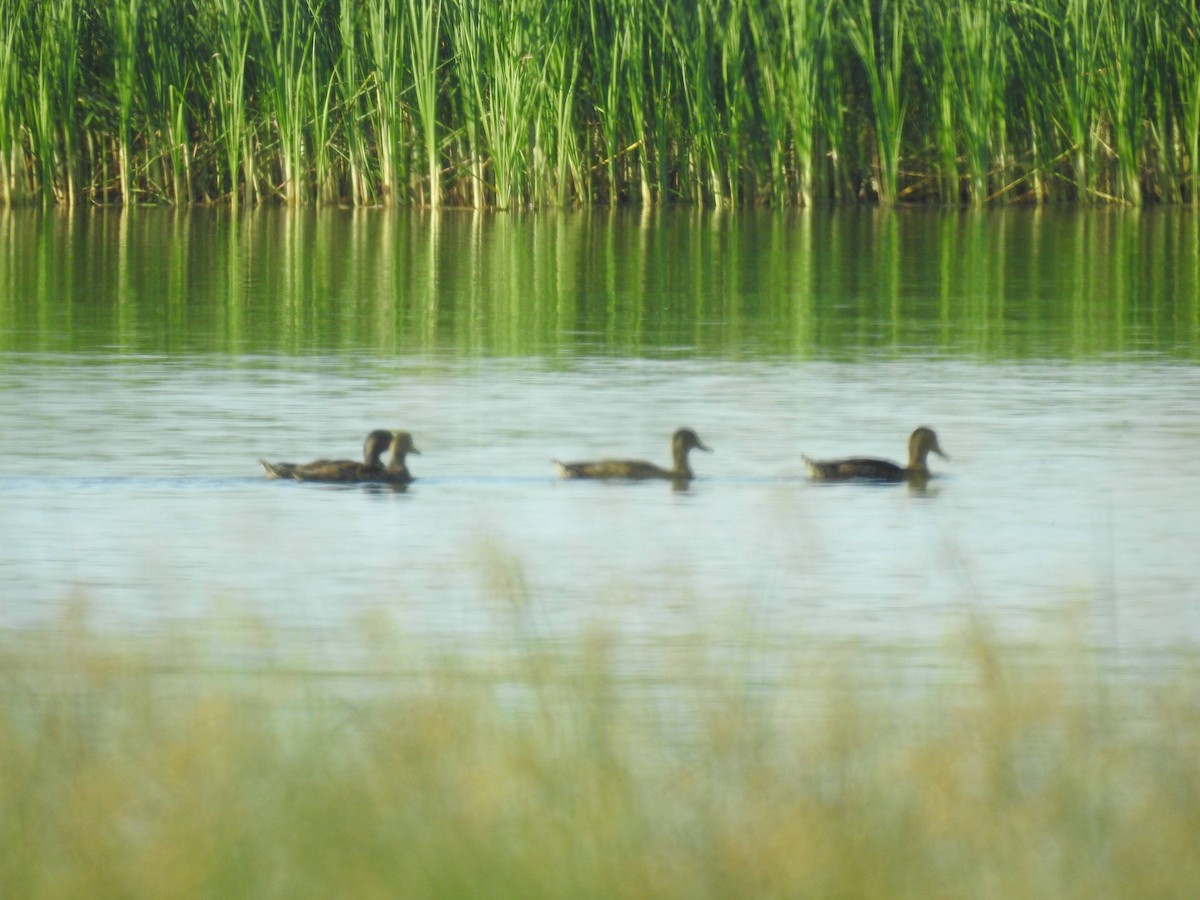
top-left (1, 602), bottom-right (1198, 898)
top-left (3, 0), bottom-right (1199, 207)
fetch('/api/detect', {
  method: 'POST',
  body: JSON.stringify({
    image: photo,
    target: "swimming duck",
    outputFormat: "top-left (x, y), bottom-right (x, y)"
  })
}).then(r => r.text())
top-left (803, 426), bottom-right (948, 483)
top-left (260, 429), bottom-right (411, 483)
top-left (384, 430), bottom-right (421, 483)
top-left (554, 427), bottom-right (711, 481)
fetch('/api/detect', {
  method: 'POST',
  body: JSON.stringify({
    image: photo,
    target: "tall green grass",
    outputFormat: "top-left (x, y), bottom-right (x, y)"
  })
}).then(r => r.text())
top-left (407, 0), bottom-right (442, 208)
top-left (474, 0), bottom-right (542, 210)
top-left (362, 0), bottom-right (410, 207)
top-left (30, 0), bottom-right (82, 206)
top-left (3, 0), bottom-right (1200, 207)
top-left (0, 0), bottom-right (23, 205)
top-left (842, 0), bottom-right (908, 207)
top-left (106, 0), bottom-right (139, 206)
top-left (252, 0), bottom-right (320, 204)
top-left (205, 0), bottom-right (256, 205)
top-left (913, 0), bottom-right (1009, 204)
top-left (1177, 6), bottom-right (1200, 204)
top-left (1, 608), bottom-right (1199, 898)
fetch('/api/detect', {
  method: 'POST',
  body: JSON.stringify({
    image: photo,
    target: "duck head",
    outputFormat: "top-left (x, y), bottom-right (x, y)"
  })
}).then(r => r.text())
top-left (363, 430), bottom-right (395, 466)
top-left (671, 428), bottom-right (712, 476)
top-left (909, 427), bottom-right (948, 466)
top-left (389, 430), bottom-right (420, 459)
top-left (673, 427), bottom-right (711, 456)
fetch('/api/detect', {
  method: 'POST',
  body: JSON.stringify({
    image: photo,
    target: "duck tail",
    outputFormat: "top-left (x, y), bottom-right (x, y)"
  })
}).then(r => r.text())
top-left (260, 460), bottom-right (292, 479)
top-left (553, 460), bottom-right (581, 479)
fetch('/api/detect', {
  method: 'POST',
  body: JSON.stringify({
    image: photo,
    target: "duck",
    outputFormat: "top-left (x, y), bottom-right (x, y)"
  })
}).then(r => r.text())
top-left (803, 426), bottom-right (948, 483)
top-left (260, 429), bottom-right (414, 484)
top-left (554, 427), bottom-right (711, 481)
top-left (384, 430), bottom-right (421, 483)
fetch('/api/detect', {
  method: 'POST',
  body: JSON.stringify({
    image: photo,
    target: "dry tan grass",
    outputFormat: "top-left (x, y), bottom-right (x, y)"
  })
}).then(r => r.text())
top-left (0, 608), bottom-right (1197, 899)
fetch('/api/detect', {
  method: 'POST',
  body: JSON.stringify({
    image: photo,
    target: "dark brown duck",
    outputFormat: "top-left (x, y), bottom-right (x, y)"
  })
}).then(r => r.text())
top-left (383, 431), bottom-right (421, 484)
top-left (803, 427), bottom-right (948, 483)
top-left (554, 427), bottom-right (711, 481)
top-left (260, 429), bottom-right (418, 484)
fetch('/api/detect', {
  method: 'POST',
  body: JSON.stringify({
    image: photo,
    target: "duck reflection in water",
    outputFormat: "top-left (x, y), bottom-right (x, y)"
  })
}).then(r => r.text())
top-left (803, 427), bottom-right (948, 489)
top-left (260, 429), bottom-right (419, 485)
top-left (554, 427), bottom-right (711, 489)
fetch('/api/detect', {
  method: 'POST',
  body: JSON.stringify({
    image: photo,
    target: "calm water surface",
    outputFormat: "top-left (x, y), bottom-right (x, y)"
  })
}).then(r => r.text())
top-left (1, 208), bottom-right (1198, 677)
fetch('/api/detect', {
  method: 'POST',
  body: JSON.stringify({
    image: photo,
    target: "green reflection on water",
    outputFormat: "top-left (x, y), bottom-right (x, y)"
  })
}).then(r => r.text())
top-left (1, 207), bottom-right (1196, 360)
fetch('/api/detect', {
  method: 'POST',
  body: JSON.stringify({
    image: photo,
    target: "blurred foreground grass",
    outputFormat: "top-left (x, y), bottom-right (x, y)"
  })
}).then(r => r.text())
top-left (0, 608), bottom-right (1197, 899)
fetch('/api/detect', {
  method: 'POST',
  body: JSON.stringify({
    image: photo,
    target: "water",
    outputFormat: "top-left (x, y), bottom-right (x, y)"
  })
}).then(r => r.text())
top-left (2, 207), bottom-right (1198, 677)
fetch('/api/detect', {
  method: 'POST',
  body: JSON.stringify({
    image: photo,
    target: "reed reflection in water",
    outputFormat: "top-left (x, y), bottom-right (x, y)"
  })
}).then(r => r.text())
top-left (1, 207), bottom-right (1197, 360)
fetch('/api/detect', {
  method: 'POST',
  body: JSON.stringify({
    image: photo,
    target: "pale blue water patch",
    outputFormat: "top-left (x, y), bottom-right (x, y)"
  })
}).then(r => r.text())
top-left (1, 352), bottom-right (1198, 678)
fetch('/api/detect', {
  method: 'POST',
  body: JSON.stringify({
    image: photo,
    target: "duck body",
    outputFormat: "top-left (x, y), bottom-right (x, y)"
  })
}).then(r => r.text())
top-left (802, 456), bottom-right (908, 482)
top-left (555, 459), bottom-right (678, 480)
top-left (260, 429), bottom-right (418, 484)
top-left (804, 427), bottom-right (948, 483)
top-left (555, 427), bottom-right (711, 481)
top-left (281, 460), bottom-right (405, 483)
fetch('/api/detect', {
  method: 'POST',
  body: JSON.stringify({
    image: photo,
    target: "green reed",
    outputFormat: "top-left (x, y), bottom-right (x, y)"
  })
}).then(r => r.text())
top-left (842, 0), bottom-right (908, 207)
top-left (0, 0), bottom-right (23, 204)
top-left (1176, 7), bottom-right (1200, 203)
top-left (755, 0), bottom-right (833, 206)
top-left (548, 37), bottom-right (584, 207)
top-left (615, 0), bottom-right (650, 205)
top-left (1143, 6), bottom-right (1179, 203)
top-left (448, 0), bottom-right (485, 208)
top-left (596, 0), bottom-right (661, 205)
top-left (478, 0), bottom-right (546, 210)
top-left (107, 0), bottom-right (140, 205)
top-left (1100, 0), bottom-right (1145, 205)
top-left (363, 0), bottom-right (410, 207)
top-left (251, 0), bottom-right (321, 204)
top-left (1053, 0), bottom-right (1104, 200)
top-left (30, 0), bottom-right (82, 206)
top-left (334, 0), bottom-right (365, 205)
top-left (3, 0), bottom-right (1200, 207)
top-left (587, 0), bottom-right (619, 202)
top-left (917, 2), bottom-right (960, 203)
top-left (664, 1), bottom-right (723, 204)
top-left (144, 3), bottom-right (197, 204)
top-left (407, 0), bottom-right (442, 208)
top-left (912, 0), bottom-right (1009, 204)
top-left (956, 0), bottom-right (1006, 204)
top-left (203, 0), bottom-right (256, 205)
